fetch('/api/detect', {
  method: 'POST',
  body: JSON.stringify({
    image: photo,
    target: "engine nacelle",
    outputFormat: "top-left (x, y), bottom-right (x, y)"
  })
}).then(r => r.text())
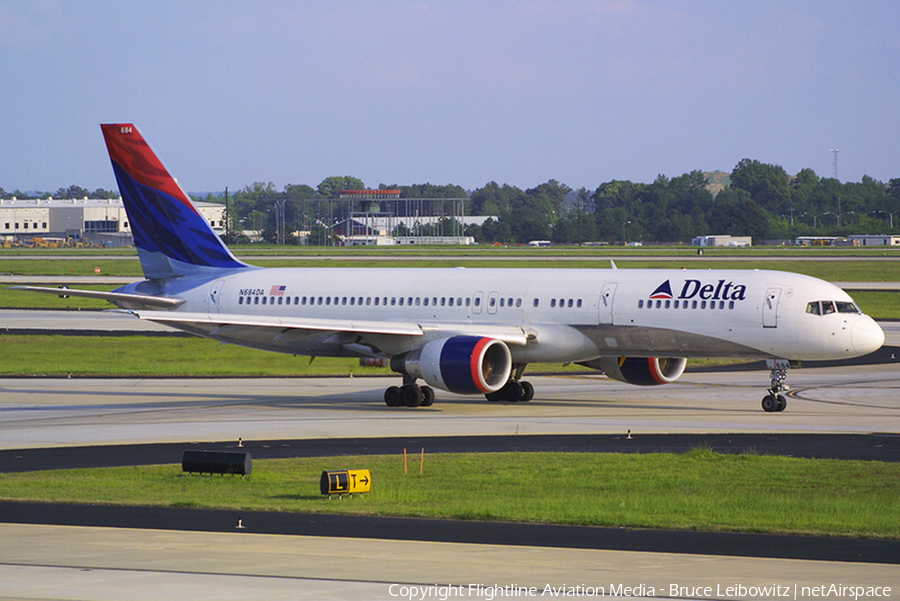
top-left (593, 356), bottom-right (687, 386)
top-left (391, 336), bottom-right (512, 395)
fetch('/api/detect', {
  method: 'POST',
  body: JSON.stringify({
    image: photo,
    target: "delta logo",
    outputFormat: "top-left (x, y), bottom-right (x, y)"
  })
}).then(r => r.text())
top-left (650, 279), bottom-right (747, 301)
top-left (649, 281), bottom-right (674, 299)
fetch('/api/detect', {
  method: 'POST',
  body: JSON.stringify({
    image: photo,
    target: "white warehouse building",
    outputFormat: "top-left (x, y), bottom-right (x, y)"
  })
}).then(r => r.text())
top-left (0, 197), bottom-right (226, 246)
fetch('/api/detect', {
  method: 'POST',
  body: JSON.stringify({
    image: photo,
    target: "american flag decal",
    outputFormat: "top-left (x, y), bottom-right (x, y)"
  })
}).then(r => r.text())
top-left (270, 285), bottom-right (286, 296)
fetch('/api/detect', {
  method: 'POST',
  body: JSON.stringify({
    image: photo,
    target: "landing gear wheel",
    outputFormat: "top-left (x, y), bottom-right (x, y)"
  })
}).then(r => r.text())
top-left (775, 394), bottom-right (787, 412)
top-left (401, 384), bottom-right (423, 407)
top-left (384, 386), bottom-right (401, 407)
top-left (519, 381), bottom-right (534, 402)
top-left (761, 394), bottom-right (777, 413)
top-left (485, 380), bottom-right (523, 402)
top-left (420, 386), bottom-right (435, 407)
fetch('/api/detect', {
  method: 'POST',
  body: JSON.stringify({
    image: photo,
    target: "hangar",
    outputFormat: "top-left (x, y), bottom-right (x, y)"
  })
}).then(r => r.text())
top-left (0, 197), bottom-right (226, 247)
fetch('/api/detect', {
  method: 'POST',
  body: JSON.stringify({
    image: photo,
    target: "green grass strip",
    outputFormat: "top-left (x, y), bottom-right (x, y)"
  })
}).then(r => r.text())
top-left (1, 450), bottom-right (898, 538)
top-left (0, 335), bottom-right (747, 377)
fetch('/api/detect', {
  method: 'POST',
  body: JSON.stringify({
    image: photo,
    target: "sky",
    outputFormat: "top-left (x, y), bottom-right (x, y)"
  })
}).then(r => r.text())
top-left (1, 0), bottom-right (898, 195)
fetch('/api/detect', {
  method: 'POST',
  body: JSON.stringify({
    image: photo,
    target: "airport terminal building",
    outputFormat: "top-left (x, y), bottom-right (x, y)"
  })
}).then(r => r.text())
top-left (0, 197), bottom-right (226, 247)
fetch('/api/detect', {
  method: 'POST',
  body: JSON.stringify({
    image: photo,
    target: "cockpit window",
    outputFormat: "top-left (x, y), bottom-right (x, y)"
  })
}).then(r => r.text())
top-left (836, 301), bottom-right (860, 314)
top-left (807, 300), bottom-right (861, 316)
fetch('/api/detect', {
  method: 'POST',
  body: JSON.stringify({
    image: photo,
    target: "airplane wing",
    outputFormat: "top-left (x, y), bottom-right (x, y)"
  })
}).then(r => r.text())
top-left (124, 310), bottom-right (530, 346)
top-left (10, 286), bottom-right (185, 309)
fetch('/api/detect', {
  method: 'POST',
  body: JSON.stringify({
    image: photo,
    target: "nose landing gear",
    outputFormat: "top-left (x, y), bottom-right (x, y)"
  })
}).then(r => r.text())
top-left (762, 359), bottom-right (796, 412)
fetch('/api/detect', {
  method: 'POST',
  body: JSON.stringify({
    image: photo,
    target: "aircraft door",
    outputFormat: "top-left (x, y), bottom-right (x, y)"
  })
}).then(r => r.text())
top-left (762, 287), bottom-right (781, 328)
top-left (209, 280), bottom-right (225, 313)
top-left (599, 282), bottom-right (618, 325)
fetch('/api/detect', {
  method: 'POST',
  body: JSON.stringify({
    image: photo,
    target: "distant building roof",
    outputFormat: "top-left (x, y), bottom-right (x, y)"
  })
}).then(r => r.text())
top-left (338, 189), bottom-right (401, 199)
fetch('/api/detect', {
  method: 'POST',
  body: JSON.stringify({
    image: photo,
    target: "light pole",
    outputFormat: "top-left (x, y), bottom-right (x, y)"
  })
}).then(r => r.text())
top-left (870, 210), bottom-right (899, 229)
top-left (801, 212), bottom-right (822, 228)
top-left (623, 220), bottom-right (631, 245)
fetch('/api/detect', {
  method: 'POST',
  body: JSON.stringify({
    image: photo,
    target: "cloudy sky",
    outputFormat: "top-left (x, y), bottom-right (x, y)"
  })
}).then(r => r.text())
top-left (2, 1), bottom-right (898, 194)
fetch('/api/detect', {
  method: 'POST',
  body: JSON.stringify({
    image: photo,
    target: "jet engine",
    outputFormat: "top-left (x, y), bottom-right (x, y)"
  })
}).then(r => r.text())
top-left (391, 336), bottom-right (512, 395)
top-left (590, 356), bottom-right (687, 386)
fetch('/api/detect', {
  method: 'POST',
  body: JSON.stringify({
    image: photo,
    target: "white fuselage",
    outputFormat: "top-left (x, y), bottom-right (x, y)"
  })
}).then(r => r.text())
top-left (127, 266), bottom-right (885, 364)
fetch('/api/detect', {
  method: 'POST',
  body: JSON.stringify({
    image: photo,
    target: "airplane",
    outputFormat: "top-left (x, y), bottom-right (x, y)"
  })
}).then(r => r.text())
top-left (15, 124), bottom-right (885, 412)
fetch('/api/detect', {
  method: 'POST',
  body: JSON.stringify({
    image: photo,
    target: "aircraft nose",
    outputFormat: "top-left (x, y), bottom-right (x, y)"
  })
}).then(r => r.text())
top-left (851, 317), bottom-right (885, 355)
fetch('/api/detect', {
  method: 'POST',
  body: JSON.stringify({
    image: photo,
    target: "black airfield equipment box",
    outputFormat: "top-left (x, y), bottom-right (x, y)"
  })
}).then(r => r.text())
top-left (182, 450), bottom-right (251, 475)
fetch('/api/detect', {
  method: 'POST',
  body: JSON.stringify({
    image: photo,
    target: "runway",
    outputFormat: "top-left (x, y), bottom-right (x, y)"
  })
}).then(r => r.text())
top-left (1, 318), bottom-right (898, 599)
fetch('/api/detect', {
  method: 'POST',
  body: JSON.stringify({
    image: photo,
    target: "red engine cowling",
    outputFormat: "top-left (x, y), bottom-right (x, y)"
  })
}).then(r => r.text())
top-left (596, 356), bottom-right (687, 386)
top-left (391, 336), bottom-right (512, 394)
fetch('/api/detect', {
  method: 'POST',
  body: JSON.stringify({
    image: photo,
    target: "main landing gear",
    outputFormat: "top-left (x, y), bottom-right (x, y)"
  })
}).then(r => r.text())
top-left (384, 377), bottom-right (435, 408)
top-left (382, 379), bottom-right (535, 407)
top-left (382, 366), bottom-right (534, 408)
top-left (761, 359), bottom-right (794, 412)
top-left (485, 379), bottom-right (534, 402)
top-left (486, 364), bottom-right (533, 403)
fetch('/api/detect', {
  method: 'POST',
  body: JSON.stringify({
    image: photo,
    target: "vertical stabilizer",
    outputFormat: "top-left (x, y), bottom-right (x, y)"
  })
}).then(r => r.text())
top-left (101, 123), bottom-right (250, 279)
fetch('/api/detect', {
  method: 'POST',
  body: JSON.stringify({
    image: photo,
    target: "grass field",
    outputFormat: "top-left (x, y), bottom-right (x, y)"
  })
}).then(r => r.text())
top-left (1, 450), bottom-right (898, 538)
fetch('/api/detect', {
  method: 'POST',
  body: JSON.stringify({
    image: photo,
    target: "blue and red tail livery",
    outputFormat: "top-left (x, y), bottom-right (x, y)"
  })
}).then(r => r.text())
top-left (101, 124), bottom-right (249, 279)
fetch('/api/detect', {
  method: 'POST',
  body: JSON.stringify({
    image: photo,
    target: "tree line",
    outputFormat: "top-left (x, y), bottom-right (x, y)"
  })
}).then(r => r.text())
top-left (5, 159), bottom-right (899, 245)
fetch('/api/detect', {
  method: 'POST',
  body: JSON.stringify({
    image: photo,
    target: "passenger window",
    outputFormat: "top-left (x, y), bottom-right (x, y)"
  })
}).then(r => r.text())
top-left (551, 299), bottom-right (556, 308)
top-left (516, 299), bottom-right (522, 307)
top-left (533, 299), bottom-right (539, 307)
top-left (638, 300), bottom-right (644, 308)
top-left (664, 300), bottom-right (670, 309)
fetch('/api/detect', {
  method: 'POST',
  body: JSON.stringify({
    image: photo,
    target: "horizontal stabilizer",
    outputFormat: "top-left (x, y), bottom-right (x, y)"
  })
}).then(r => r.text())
top-left (11, 286), bottom-right (185, 309)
